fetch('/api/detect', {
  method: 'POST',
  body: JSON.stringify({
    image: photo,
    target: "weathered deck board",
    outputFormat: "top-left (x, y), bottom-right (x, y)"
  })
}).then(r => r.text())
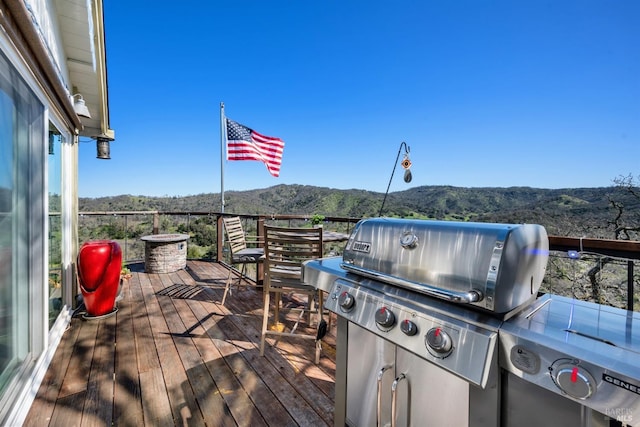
top-left (139, 271), bottom-right (208, 427)
top-left (24, 260), bottom-right (336, 426)
top-left (25, 322), bottom-right (81, 426)
top-left (185, 261), bottom-right (335, 425)
top-left (184, 262), bottom-right (335, 425)
top-left (83, 316), bottom-right (116, 427)
top-left (58, 318), bottom-right (99, 399)
top-left (112, 274), bottom-right (144, 427)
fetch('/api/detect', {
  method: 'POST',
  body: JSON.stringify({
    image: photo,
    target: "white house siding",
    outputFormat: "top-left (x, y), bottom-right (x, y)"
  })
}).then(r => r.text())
top-left (25, 0), bottom-right (72, 86)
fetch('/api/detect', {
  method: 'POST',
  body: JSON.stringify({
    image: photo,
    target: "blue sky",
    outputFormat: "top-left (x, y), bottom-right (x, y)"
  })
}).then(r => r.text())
top-left (78, 1), bottom-right (639, 198)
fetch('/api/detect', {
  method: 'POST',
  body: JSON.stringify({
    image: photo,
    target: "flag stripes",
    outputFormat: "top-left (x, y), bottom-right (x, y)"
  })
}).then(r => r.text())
top-left (226, 118), bottom-right (285, 177)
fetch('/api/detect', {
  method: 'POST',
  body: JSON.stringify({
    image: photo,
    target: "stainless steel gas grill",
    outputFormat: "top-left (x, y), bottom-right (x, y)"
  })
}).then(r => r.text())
top-left (303, 218), bottom-right (640, 427)
top-left (340, 218), bottom-right (549, 315)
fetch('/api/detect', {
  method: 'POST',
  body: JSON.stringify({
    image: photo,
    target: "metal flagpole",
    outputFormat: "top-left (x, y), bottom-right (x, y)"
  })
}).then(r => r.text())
top-left (220, 102), bottom-right (225, 213)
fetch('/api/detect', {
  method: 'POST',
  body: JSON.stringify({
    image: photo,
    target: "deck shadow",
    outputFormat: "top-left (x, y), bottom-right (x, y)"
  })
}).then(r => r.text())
top-left (156, 283), bottom-right (219, 302)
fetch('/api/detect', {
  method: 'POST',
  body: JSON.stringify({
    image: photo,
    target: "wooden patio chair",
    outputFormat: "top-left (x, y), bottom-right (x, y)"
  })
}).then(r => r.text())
top-left (260, 225), bottom-right (326, 364)
top-left (222, 216), bottom-right (264, 305)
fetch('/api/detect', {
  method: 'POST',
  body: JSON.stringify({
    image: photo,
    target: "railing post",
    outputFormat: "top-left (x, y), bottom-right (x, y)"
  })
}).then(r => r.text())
top-left (216, 215), bottom-right (224, 263)
top-left (257, 216), bottom-right (265, 286)
top-left (153, 212), bottom-right (159, 235)
top-left (124, 215), bottom-right (128, 262)
top-left (628, 260), bottom-right (635, 311)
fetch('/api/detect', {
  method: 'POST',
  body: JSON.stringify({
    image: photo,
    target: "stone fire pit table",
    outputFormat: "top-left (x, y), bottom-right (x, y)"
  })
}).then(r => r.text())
top-left (141, 233), bottom-right (190, 273)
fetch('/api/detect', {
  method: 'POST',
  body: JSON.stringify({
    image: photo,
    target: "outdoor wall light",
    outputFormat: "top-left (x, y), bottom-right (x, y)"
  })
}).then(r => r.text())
top-left (96, 137), bottom-right (111, 159)
top-left (72, 94), bottom-right (91, 119)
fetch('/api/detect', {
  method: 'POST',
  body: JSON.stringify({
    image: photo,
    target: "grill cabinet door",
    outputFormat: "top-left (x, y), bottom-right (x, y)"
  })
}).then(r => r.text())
top-left (346, 322), bottom-right (395, 426)
top-left (346, 322), bottom-right (470, 427)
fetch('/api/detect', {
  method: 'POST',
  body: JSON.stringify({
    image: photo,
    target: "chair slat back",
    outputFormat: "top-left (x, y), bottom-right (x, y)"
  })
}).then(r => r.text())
top-left (264, 225), bottom-right (323, 290)
top-left (223, 216), bottom-right (248, 254)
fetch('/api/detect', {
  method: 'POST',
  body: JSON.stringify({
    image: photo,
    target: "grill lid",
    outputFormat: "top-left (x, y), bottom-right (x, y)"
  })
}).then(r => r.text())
top-left (341, 218), bottom-right (549, 313)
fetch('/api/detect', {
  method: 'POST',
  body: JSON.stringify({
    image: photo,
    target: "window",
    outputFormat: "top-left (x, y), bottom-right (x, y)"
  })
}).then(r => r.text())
top-left (48, 127), bottom-right (63, 327)
top-left (0, 49), bottom-right (45, 396)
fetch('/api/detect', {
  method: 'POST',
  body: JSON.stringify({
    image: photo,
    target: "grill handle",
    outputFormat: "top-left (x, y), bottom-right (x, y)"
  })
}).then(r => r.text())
top-left (376, 365), bottom-right (393, 427)
top-left (341, 263), bottom-right (484, 304)
top-left (391, 373), bottom-right (407, 427)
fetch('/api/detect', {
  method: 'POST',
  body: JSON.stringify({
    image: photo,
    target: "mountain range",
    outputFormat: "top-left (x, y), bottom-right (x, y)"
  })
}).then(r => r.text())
top-left (79, 184), bottom-right (639, 239)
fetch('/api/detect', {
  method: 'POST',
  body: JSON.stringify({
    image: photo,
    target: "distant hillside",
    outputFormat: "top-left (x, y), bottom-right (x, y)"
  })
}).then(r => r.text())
top-left (79, 184), bottom-right (638, 239)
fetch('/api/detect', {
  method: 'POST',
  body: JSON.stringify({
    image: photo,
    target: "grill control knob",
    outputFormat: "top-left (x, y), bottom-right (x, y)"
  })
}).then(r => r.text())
top-left (552, 362), bottom-right (596, 400)
top-left (338, 291), bottom-right (355, 311)
top-left (426, 327), bottom-right (453, 357)
top-left (375, 307), bottom-right (396, 329)
top-left (400, 319), bottom-right (418, 336)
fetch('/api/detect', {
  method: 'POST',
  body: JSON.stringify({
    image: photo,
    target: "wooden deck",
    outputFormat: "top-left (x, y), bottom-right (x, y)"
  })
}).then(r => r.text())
top-left (25, 260), bottom-right (336, 426)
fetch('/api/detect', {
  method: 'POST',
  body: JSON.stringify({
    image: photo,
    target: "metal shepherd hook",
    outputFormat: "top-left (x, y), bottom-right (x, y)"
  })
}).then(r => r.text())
top-left (379, 141), bottom-right (412, 216)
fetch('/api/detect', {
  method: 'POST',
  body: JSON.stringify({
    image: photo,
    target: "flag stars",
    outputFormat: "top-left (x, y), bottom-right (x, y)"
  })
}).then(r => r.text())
top-left (227, 120), bottom-right (253, 142)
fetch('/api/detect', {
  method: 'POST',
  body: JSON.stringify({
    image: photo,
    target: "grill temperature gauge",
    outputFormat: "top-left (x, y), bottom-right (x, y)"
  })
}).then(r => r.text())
top-left (400, 232), bottom-right (419, 249)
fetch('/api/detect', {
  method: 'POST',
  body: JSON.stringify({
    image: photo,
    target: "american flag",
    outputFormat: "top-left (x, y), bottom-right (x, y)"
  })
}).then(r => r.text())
top-left (226, 118), bottom-right (285, 177)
